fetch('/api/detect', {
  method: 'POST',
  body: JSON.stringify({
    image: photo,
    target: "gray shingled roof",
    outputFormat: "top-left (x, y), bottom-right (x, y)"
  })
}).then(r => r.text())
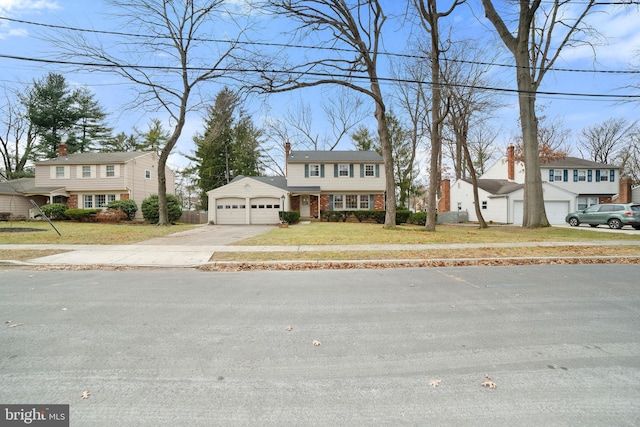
top-left (36, 151), bottom-right (151, 165)
top-left (0, 178), bottom-right (65, 195)
top-left (230, 175), bottom-right (289, 190)
top-left (541, 157), bottom-right (619, 169)
top-left (463, 178), bottom-right (524, 195)
top-left (288, 150), bottom-right (383, 163)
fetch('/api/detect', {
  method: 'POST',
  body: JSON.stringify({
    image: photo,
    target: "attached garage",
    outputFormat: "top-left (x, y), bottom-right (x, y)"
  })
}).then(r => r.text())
top-left (513, 200), bottom-right (570, 225)
top-left (215, 198), bottom-right (247, 225)
top-left (207, 176), bottom-right (289, 225)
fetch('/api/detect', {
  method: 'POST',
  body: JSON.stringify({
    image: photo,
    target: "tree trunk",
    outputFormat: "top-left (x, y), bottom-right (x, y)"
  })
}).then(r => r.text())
top-left (462, 138), bottom-right (487, 229)
top-left (515, 50), bottom-right (549, 228)
top-left (374, 99), bottom-right (397, 228)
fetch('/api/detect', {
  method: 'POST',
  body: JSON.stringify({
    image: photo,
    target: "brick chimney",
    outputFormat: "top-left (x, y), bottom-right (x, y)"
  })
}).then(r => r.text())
top-left (285, 141), bottom-right (291, 177)
top-left (58, 143), bottom-right (68, 157)
top-left (619, 176), bottom-right (632, 203)
top-left (507, 145), bottom-right (515, 181)
top-left (438, 179), bottom-right (451, 212)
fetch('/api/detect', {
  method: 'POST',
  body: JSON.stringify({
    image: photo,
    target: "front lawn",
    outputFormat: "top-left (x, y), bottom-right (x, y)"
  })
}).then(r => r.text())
top-left (0, 221), bottom-right (195, 245)
top-left (232, 222), bottom-right (640, 246)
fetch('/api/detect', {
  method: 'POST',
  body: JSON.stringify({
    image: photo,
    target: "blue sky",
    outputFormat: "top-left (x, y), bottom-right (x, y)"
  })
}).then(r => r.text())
top-left (1, 0), bottom-right (638, 179)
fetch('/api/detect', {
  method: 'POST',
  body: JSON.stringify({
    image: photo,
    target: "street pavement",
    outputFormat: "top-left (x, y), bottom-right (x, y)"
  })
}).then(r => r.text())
top-left (0, 224), bottom-right (639, 268)
top-left (1, 265), bottom-right (639, 425)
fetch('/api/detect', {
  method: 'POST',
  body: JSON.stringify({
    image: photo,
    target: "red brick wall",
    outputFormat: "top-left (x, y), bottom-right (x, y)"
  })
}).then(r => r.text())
top-left (438, 179), bottom-right (450, 212)
top-left (373, 194), bottom-right (384, 210)
top-left (619, 177), bottom-right (632, 203)
top-left (68, 194), bottom-right (78, 209)
top-left (120, 193), bottom-right (130, 200)
top-left (320, 194), bottom-right (330, 211)
top-left (291, 195), bottom-right (300, 212)
top-left (310, 195), bottom-right (319, 217)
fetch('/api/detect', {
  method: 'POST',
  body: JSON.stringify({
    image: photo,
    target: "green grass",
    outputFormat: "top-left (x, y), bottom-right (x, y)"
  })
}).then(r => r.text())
top-left (0, 221), bottom-right (196, 245)
top-left (232, 222), bottom-right (640, 246)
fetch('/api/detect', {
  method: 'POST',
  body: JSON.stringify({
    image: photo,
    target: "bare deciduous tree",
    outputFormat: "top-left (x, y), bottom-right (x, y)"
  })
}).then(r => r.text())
top-left (0, 86), bottom-right (37, 179)
top-left (257, 0), bottom-right (398, 228)
top-left (481, 0), bottom-right (598, 228)
top-left (578, 117), bottom-right (637, 164)
top-left (414, 0), bottom-right (465, 231)
top-left (53, 0), bottom-right (241, 225)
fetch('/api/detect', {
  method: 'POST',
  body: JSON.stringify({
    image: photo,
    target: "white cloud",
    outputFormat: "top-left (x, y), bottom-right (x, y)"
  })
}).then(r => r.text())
top-left (0, 0), bottom-right (60, 14)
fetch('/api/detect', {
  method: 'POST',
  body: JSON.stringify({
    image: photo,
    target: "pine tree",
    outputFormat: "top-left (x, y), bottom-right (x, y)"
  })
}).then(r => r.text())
top-left (69, 88), bottom-right (113, 153)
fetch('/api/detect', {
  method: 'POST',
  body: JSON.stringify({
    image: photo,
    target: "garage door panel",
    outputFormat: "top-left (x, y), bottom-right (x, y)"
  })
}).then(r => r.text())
top-left (250, 197), bottom-right (281, 224)
top-left (513, 201), bottom-right (568, 225)
top-left (216, 198), bottom-right (246, 225)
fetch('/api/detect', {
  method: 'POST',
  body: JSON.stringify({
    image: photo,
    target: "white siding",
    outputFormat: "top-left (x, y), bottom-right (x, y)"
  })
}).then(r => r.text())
top-left (207, 177), bottom-right (286, 224)
top-left (633, 186), bottom-right (640, 203)
top-left (540, 167), bottom-right (618, 195)
top-left (481, 156), bottom-right (525, 183)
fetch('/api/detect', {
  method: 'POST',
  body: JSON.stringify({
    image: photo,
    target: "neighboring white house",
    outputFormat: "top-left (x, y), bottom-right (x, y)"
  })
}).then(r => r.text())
top-left (206, 143), bottom-right (386, 225)
top-left (0, 145), bottom-right (175, 219)
top-left (633, 185), bottom-right (640, 203)
top-left (445, 146), bottom-right (624, 225)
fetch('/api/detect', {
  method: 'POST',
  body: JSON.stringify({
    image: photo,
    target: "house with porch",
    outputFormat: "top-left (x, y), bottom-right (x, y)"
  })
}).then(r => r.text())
top-left (206, 142), bottom-right (386, 224)
top-left (0, 144), bottom-right (175, 220)
top-left (443, 146), bottom-right (626, 225)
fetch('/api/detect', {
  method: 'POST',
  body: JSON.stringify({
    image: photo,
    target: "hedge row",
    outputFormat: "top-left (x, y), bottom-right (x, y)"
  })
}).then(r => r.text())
top-left (319, 210), bottom-right (432, 225)
top-left (39, 200), bottom-right (138, 222)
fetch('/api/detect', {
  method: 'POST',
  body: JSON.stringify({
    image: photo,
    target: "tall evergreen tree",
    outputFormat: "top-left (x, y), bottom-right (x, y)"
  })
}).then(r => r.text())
top-left (69, 88), bottom-right (113, 153)
top-left (135, 118), bottom-right (169, 153)
top-left (100, 131), bottom-right (143, 152)
top-left (189, 88), bottom-right (262, 209)
top-left (23, 73), bottom-right (81, 159)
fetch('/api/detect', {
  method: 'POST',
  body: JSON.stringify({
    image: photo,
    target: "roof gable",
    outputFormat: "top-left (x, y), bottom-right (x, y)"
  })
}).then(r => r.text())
top-left (462, 178), bottom-right (524, 195)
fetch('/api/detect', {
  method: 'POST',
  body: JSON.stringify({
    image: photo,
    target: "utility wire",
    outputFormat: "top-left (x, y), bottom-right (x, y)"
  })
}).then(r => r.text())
top-left (0, 52), bottom-right (638, 100)
top-left (1, 15), bottom-right (638, 75)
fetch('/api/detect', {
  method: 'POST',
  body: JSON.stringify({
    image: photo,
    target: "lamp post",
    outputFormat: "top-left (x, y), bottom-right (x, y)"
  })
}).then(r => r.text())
top-left (280, 194), bottom-right (286, 223)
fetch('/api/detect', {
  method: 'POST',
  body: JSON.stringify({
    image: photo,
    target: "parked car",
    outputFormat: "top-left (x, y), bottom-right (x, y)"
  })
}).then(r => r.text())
top-left (565, 203), bottom-right (640, 230)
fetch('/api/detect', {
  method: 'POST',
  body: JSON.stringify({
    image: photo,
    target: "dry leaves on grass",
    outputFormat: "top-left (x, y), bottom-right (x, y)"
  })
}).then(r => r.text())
top-left (80, 390), bottom-right (91, 399)
top-left (429, 379), bottom-right (442, 388)
top-left (481, 381), bottom-right (497, 389)
top-left (286, 326), bottom-right (293, 331)
top-left (312, 340), bottom-right (322, 346)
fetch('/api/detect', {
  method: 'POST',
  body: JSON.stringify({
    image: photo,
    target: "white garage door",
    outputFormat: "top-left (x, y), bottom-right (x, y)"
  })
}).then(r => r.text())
top-left (250, 197), bottom-right (281, 224)
top-left (513, 201), bottom-right (569, 225)
top-left (215, 198), bottom-right (246, 225)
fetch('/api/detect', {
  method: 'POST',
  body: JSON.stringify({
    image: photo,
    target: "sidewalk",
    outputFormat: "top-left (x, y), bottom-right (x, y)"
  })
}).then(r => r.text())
top-left (2, 240), bottom-right (640, 268)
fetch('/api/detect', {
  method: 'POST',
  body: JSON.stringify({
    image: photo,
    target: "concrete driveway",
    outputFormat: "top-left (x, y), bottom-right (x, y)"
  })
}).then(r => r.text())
top-left (553, 224), bottom-right (639, 236)
top-left (138, 224), bottom-right (276, 246)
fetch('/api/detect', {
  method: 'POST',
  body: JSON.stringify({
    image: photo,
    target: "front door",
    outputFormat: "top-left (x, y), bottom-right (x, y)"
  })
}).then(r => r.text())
top-left (300, 195), bottom-right (310, 217)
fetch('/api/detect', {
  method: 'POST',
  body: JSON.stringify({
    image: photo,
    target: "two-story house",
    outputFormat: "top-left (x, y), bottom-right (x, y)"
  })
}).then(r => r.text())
top-left (0, 144), bottom-right (175, 220)
top-left (206, 142), bottom-right (386, 224)
top-left (444, 146), bottom-right (624, 225)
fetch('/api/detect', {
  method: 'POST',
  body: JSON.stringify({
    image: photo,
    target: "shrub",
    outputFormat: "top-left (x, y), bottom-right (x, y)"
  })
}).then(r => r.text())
top-left (407, 212), bottom-right (427, 226)
top-left (281, 211), bottom-right (300, 224)
top-left (64, 208), bottom-right (99, 221)
top-left (396, 209), bottom-right (412, 224)
top-left (40, 203), bottom-right (68, 220)
top-left (141, 194), bottom-right (183, 224)
top-left (96, 209), bottom-right (128, 222)
top-left (106, 199), bottom-right (138, 220)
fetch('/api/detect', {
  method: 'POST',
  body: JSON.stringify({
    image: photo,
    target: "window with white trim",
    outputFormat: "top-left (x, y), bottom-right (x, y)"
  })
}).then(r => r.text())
top-left (82, 165), bottom-right (91, 178)
top-left (482, 201), bottom-right (487, 210)
top-left (309, 164), bottom-right (320, 177)
top-left (145, 170), bottom-right (151, 179)
top-left (107, 195), bottom-right (116, 203)
top-left (359, 195), bottom-right (369, 209)
top-left (345, 195), bottom-right (358, 209)
top-left (84, 195), bottom-right (93, 209)
top-left (365, 164), bottom-right (374, 177)
top-left (578, 170), bottom-right (586, 182)
top-left (333, 194), bottom-right (344, 209)
top-left (553, 169), bottom-right (562, 181)
top-left (95, 195), bottom-right (107, 207)
top-left (106, 165), bottom-right (115, 177)
top-left (599, 170), bottom-right (608, 181)
top-left (56, 166), bottom-right (65, 178)
top-left (577, 196), bottom-right (598, 210)
top-left (338, 164), bottom-right (349, 177)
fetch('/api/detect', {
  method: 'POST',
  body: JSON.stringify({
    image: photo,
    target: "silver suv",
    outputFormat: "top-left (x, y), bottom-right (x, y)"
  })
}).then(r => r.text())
top-left (565, 203), bottom-right (640, 230)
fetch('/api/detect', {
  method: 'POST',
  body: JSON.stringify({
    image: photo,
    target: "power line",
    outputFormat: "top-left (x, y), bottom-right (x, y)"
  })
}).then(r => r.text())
top-left (1, 15), bottom-right (638, 76)
top-left (1, 52), bottom-right (638, 100)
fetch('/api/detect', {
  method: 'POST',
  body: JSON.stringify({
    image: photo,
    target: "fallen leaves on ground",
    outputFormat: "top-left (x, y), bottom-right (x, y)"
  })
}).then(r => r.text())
top-left (313, 340), bottom-right (322, 346)
top-left (80, 390), bottom-right (91, 399)
top-left (286, 326), bottom-right (293, 331)
top-left (429, 379), bottom-right (442, 388)
top-left (481, 381), bottom-right (497, 389)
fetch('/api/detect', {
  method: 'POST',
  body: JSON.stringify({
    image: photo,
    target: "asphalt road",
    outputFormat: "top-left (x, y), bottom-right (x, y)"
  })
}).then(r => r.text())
top-left (1, 265), bottom-right (639, 426)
